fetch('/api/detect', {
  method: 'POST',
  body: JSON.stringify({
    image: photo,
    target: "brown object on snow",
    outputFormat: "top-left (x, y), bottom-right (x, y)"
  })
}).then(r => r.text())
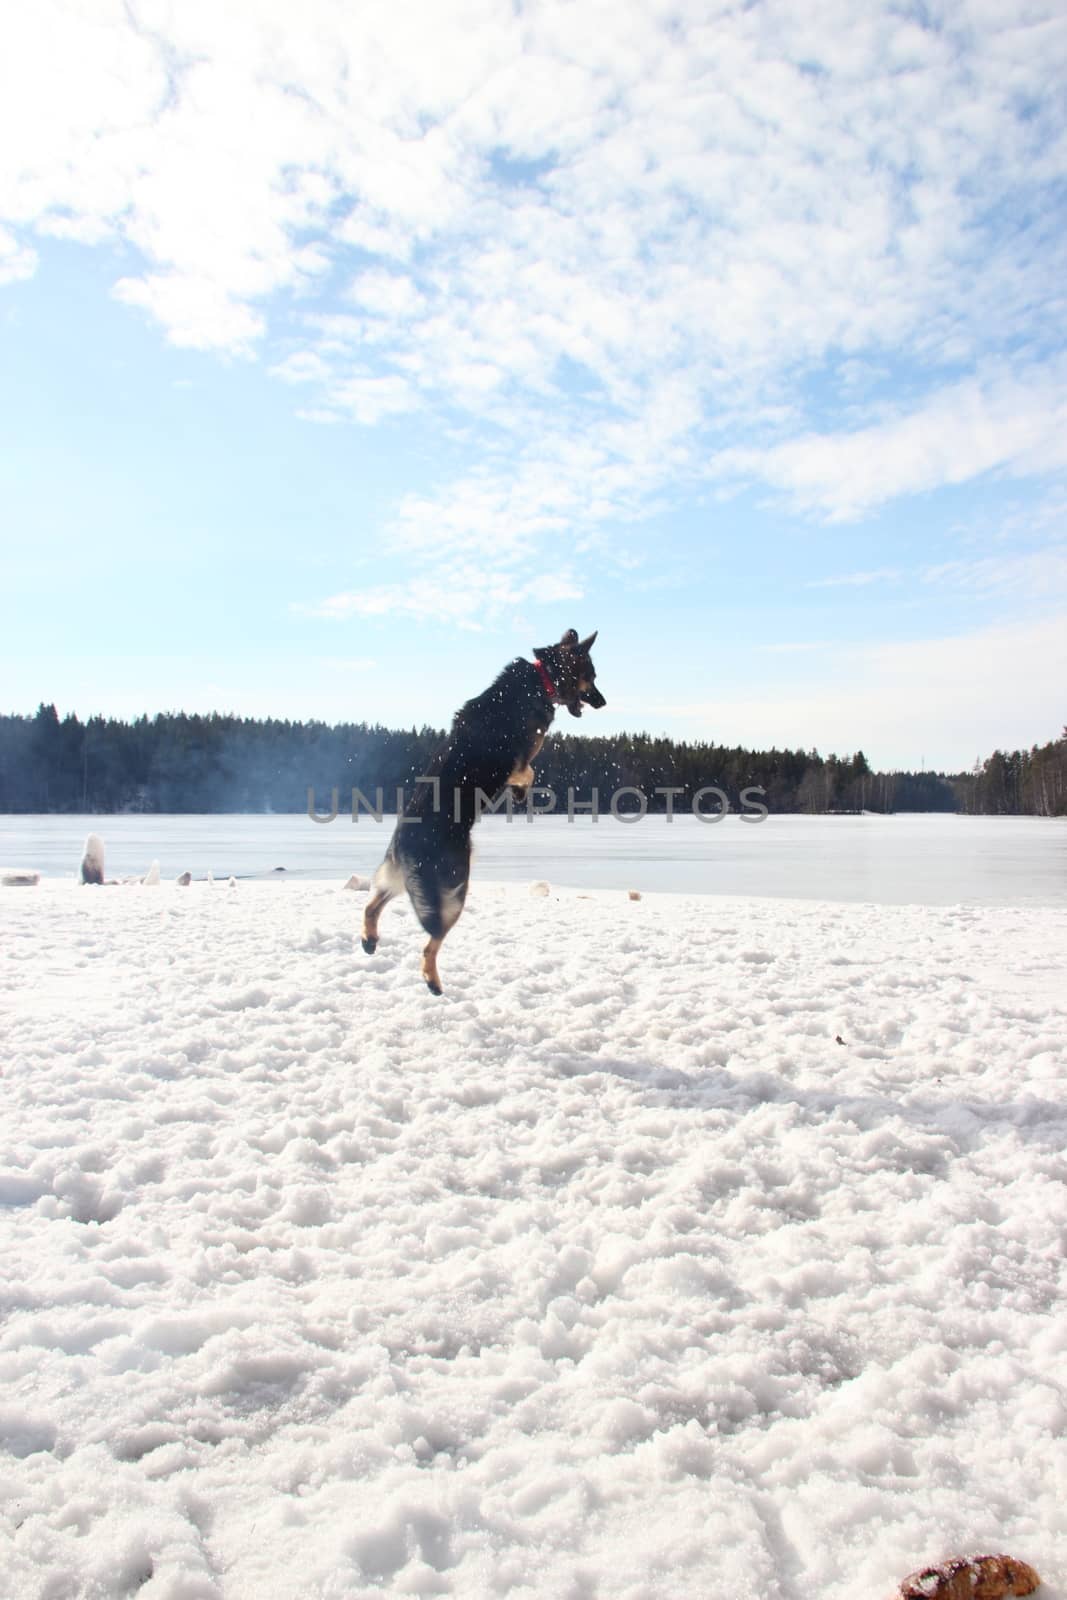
top-left (898, 1554), bottom-right (1040, 1600)
top-left (628, 889), bottom-right (642, 901)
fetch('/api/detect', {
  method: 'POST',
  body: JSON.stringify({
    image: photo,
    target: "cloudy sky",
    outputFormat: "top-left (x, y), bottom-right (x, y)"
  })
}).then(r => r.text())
top-left (2, 0), bottom-right (1065, 769)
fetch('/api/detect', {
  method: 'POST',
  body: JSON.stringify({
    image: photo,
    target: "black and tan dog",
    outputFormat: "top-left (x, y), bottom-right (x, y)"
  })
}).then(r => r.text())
top-left (361, 628), bottom-right (606, 994)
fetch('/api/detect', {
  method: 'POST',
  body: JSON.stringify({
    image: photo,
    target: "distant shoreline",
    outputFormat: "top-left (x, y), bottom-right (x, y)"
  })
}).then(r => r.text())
top-left (3, 706), bottom-right (1064, 816)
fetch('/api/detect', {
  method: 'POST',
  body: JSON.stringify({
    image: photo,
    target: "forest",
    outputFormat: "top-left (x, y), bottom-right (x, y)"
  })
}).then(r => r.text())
top-left (1, 703), bottom-right (1064, 815)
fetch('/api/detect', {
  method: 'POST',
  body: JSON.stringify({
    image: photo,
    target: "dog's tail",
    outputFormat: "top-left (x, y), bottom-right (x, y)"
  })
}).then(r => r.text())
top-left (405, 867), bottom-right (468, 940)
top-left (400, 834), bottom-right (471, 940)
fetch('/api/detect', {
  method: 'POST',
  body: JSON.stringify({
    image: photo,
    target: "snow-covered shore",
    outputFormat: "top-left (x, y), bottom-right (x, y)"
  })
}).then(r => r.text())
top-left (2, 879), bottom-right (1066, 1598)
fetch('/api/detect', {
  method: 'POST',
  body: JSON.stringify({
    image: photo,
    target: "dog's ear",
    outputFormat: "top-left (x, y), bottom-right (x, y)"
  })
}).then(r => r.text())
top-left (578, 630), bottom-right (598, 652)
top-left (560, 629), bottom-right (579, 648)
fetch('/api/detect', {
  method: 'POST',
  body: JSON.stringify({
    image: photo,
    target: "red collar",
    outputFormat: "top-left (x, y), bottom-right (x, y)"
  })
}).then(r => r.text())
top-left (533, 657), bottom-right (557, 700)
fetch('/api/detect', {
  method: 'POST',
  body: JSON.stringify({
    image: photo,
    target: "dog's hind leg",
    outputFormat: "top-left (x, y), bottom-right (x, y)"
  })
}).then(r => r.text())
top-left (361, 885), bottom-right (394, 953)
top-left (420, 886), bottom-right (467, 995)
top-left (421, 936), bottom-right (445, 996)
top-left (361, 860), bottom-right (400, 954)
top-left (414, 879), bottom-right (469, 996)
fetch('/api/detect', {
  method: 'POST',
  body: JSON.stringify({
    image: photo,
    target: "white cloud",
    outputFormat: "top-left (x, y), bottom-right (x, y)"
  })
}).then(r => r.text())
top-left (920, 545), bottom-right (1067, 599)
top-left (347, 270), bottom-right (425, 318)
top-left (328, 372), bottom-right (421, 425)
top-left (113, 272), bottom-right (265, 352)
top-left (2, 0), bottom-right (1066, 575)
top-left (807, 542), bottom-right (1067, 600)
top-left (270, 350), bottom-right (333, 385)
top-left (0, 224), bottom-right (36, 286)
top-left (806, 568), bottom-right (902, 589)
top-left (720, 363), bottom-right (1067, 521)
top-left (299, 564), bottom-right (583, 626)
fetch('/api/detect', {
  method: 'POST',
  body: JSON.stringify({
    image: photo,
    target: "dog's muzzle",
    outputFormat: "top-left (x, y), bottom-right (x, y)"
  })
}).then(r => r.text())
top-left (568, 687), bottom-right (606, 717)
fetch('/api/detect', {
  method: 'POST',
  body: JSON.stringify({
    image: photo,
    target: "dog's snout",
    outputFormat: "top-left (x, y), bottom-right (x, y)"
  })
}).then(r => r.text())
top-left (587, 687), bottom-right (606, 709)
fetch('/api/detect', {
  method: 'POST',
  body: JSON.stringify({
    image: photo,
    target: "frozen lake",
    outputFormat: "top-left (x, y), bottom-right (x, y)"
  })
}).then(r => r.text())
top-left (2, 811), bottom-right (1064, 906)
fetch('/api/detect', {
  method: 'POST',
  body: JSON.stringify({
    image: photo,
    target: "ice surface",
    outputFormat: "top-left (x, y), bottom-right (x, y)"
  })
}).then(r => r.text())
top-left (2, 812), bottom-right (1065, 905)
top-left (1, 879), bottom-right (1065, 1597)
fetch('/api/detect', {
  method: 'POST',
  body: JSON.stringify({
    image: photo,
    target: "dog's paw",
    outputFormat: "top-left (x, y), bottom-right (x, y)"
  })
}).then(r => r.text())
top-left (898, 1554), bottom-right (1040, 1600)
top-left (425, 978), bottom-right (443, 997)
top-left (361, 936), bottom-right (378, 954)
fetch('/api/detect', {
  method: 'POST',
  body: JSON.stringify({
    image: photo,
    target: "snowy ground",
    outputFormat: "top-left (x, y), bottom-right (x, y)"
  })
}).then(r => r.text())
top-left (2, 878), bottom-right (1066, 1599)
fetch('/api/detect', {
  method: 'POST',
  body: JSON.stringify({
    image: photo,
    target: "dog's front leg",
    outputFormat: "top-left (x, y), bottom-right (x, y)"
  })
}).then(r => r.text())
top-left (507, 733), bottom-right (543, 794)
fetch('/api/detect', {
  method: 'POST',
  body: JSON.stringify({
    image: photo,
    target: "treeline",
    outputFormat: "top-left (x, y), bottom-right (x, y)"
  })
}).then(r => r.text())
top-left (1, 704), bottom-right (1064, 815)
top-left (956, 735), bottom-right (1067, 817)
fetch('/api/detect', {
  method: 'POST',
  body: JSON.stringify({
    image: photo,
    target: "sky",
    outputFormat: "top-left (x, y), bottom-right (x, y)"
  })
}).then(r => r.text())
top-left (1, 0), bottom-right (1066, 772)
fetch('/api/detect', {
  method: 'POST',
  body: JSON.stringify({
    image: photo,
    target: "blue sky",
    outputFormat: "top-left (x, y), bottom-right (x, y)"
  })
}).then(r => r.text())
top-left (2, 0), bottom-right (1066, 770)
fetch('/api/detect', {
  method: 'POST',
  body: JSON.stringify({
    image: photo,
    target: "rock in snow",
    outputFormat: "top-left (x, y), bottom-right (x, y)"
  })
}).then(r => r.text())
top-left (896, 1552), bottom-right (1041, 1600)
top-left (0, 879), bottom-right (1065, 1599)
top-left (79, 831), bottom-right (105, 884)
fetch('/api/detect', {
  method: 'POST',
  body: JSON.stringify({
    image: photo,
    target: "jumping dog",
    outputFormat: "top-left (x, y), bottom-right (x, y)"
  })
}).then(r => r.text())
top-left (361, 628), bottom-right (606, 993)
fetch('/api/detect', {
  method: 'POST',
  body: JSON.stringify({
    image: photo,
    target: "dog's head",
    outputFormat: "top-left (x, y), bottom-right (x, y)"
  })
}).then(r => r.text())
top-left (534, 628), bottom-right (606, 718)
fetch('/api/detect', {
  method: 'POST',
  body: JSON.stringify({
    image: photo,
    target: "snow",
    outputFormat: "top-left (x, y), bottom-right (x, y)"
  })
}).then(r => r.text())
top-left (1, 877), bottom-right (1066, 1599)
